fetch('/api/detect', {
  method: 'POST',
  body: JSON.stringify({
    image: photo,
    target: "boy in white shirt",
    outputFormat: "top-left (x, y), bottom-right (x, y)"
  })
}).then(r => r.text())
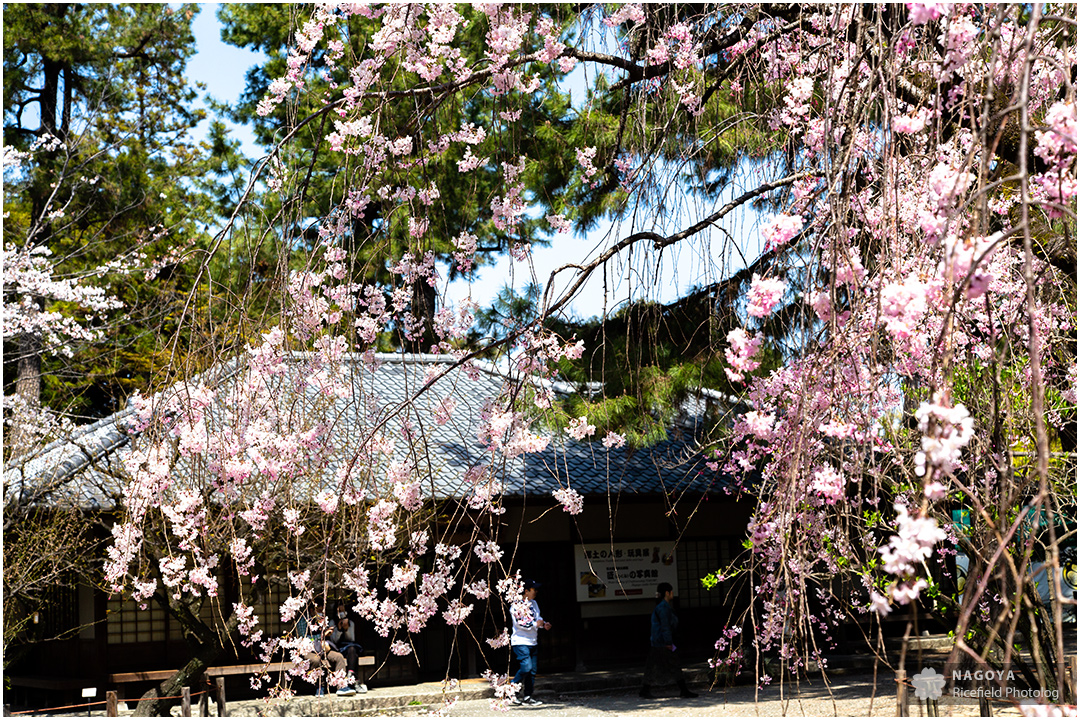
top-left (509, 579), bottom-right (551, 706)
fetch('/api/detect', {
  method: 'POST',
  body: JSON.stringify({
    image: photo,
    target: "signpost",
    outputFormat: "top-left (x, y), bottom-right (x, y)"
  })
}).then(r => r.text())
top-left (81, 687), bottom-right (96, 717)
top-left (574, 542), bottom-right (678, 602)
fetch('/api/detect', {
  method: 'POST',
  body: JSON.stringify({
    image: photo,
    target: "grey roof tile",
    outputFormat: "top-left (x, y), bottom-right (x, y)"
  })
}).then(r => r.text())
top-left (5, 354), bottom-right (727, 509)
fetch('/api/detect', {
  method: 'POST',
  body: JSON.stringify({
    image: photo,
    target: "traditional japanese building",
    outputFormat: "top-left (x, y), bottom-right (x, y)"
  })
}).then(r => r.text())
top-left (4, 353), bottom-right (752, 706)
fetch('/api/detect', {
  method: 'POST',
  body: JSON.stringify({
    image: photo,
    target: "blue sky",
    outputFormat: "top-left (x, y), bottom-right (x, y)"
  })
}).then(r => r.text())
top-left (187, 4), bottom-right (264, 159)
top-left (185, 5), bottom-right (747, 323)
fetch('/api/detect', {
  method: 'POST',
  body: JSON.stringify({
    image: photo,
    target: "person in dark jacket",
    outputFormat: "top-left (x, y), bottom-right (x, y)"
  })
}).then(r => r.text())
top-left (330, 601), bottom-right (366, 694)
top-left (639, 582), bottom-right (697, 699)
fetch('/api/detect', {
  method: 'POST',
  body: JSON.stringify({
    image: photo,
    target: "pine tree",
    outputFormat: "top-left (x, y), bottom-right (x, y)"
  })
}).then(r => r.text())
top-left (3, 4), bottom-right (215, 429)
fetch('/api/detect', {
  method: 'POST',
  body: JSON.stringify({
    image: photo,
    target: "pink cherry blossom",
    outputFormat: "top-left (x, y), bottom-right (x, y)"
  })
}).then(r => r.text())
top-left (811, 465), bottom-right (846, 504)
top-left (907, 3), bottom-right (949, 25)
top-left (890, 578), bottom-right (929, 605)
top-left (442, 600), bottom-right (473, 626)
top-left (878, 503), bottom-right (947, 606)
top-left (762, 214), bottom-right (804, 249)
top-left (913, 397), bottom-right (974, 477)
top-left (869, 591), bottom-right (892, 617)
top-left (552, 487), bottom-right (584, 515)
top-left (603, 4), bottom-right (645, 27)
top-left (743, 411), bottom-right (775, 439)
top-left (367, 499), bottom-right (398, 551)
top-left (892, 109), bottom-right (928, 134)
top-left (546, 213), bottom-right (572, 233)
top-left (566, 416), bottom-right (595, 440)
top-left (485, 631), bottom-right (510, 648)
top-left (602, 431), bottom-right (627, 449)
top-left (576, 146), bottom-right (599, 181)
top-left (746, 275), bottom-right (786, 318)
top-left (724, 327), bottom-right (762, 383)
top-left (473, 541), bottom-right (503, 563)
top-left (315, 489), bottom-right (339, 514)
top-left (924, 480), bottom-right (948, 501)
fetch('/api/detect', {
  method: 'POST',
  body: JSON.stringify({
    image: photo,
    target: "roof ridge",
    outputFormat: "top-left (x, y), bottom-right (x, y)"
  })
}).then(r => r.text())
top-left (5, 406), bottom-right (136, 474)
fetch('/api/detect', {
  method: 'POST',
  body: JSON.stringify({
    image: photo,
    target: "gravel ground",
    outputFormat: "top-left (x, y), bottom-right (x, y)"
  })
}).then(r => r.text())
top-left (384, 673), bottom-right (941, 716)
top-left (398, 671), bottom-right (1027, 717)
top-left (17, 668), bottom-right (1049, 717)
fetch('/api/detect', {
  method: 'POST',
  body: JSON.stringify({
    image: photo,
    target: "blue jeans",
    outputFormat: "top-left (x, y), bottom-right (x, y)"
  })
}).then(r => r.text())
top-left (512, 644), bottom-right (537, 697)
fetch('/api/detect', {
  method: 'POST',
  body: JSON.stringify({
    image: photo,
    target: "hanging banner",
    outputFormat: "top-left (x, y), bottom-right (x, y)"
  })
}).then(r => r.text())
top-left (574, 542), bottom-right (678, 602)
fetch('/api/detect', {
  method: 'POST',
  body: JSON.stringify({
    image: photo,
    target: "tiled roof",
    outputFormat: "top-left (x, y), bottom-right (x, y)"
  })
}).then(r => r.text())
top-left (3, 354), bottom-right (727, 509)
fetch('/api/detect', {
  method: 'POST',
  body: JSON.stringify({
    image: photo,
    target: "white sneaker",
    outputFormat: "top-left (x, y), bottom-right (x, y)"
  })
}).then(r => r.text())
top-left (358, 684), bottom-right (368, 693)
top-left (523, 696), bottom-right (543, 706)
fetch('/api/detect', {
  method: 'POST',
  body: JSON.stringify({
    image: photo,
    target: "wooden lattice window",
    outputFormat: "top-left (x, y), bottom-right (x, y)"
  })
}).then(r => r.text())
top-left (106, 595), bottom-right (167, 644)
top-left (676, 539), bottom-right (729, 608)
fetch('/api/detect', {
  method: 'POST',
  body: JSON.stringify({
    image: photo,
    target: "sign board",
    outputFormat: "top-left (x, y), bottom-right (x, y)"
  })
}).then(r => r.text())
top-left (574, 542), bottom-right (677, 602)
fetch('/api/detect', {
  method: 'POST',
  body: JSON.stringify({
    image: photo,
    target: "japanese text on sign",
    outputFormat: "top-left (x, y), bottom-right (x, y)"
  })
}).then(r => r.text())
top-left (574, 542), bottom-right (678, 602)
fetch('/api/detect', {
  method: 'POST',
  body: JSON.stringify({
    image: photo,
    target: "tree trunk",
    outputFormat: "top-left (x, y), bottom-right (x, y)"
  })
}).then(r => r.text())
top-left (8, 327), bottom-right (44, 457)
top-left (135, 650), bottom-right (221, 717)
top-left (135, 599), bottom-right (238, 717)
top-left (61, 64), bottom-right (73, 139)
top-left (40, 59), bottom-right (61, 137)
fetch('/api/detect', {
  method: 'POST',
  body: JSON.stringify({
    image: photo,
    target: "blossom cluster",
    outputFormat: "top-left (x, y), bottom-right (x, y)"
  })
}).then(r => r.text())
top-left (746, 275), bottom-right (786, 318)
top-left (912, 397), bottom-right (974, 479)
top-left (724, 328), bottom-right (762, 383)
top-left (876, 503), bottom-right (948, 610)
top-left (3, 244), bottom-right (124, 358)
top-left (552, 487), bottom-right (584, 515)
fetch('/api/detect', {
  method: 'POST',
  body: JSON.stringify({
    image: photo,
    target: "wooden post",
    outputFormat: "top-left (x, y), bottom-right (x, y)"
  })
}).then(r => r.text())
top-left (199, 681), bottom-right (209, 717)
top-left (106, 691), bottom-right (118, 717)
top-left (181, 686), bottom-right (191, 717)
top-left (215, 676), bottom-right (226, 717)
top-left (896, 669), bottom-right (908, 717)
top-left (1070, 655), bottom-right (1078, 703)
top-left (926, 697), bottom-right (938, 717)
top-left (979, 694), bottom-right (993, 717)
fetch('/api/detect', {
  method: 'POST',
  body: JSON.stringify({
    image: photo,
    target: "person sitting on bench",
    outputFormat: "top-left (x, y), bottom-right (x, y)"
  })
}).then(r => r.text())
top-left (331, 601), bottom-right (366, 693)
top-left (297, 601), bottom-right (353, 696)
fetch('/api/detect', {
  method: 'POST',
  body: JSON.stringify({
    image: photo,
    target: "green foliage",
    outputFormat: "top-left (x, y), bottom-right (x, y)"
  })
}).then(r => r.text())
top-left (217, 5), bottom-right (567, 271)
top-left (2, 4), bottom-right (244, 417)
top-left (472, 284), bottom-right (543, 343)
top-left (540, 285), bottom-right (792, 447)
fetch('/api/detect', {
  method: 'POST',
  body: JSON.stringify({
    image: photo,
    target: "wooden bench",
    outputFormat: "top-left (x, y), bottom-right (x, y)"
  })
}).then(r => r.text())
top-left (109, 656), bottom-right (375, 708)
top-left (206, 656), bottom-right (375, 685)
top-left (108, 669), bottom-right (206, 710)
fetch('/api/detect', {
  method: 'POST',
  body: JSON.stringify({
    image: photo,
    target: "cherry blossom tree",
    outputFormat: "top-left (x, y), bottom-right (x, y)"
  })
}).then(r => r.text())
top-left (3, 4), bottom-right (214, 446)
top-left (93, 3), bottom-right (1075, 714)
top-left (2, 5), bottom-right (254, 693)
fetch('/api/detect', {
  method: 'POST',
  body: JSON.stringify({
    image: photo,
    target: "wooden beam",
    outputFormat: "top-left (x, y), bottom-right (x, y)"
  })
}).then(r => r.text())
top-left (204, 663), bottom-right (292, 677)
top-left (108, 670), bottom-right (177, 683)
top-left (110, 656), bottom-right (376, 683)
top-left (8, 676), bottom-right (98, 690)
